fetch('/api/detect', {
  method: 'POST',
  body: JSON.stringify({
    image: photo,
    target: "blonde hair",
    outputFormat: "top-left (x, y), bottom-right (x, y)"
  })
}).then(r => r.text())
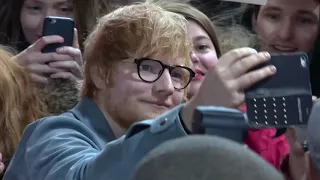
top-left (0, 47), bottom-right (46, 168)
top-left (190, 2), bottom-right (259, 53)
top-left (82, 3), bottom-right (192, 97)
top-left (215, 24), bottom-right (258, 54)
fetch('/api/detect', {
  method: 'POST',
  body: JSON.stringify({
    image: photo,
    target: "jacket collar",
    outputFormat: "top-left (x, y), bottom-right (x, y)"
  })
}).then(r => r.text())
top-left (70, 96), bottom-right (116, 142)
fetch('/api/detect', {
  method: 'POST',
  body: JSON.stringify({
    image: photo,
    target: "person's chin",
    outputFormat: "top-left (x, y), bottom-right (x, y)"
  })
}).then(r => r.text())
top-left (148, 104), bottom-right (169, 113)
top-left (138, 108), bottom-right (166, 121)
top-left (188, 81), bottom-right (201, 96)
top-left (268, 45), bottom-right (299, 54)
top-left (140, 101), bottom-right (169, 116)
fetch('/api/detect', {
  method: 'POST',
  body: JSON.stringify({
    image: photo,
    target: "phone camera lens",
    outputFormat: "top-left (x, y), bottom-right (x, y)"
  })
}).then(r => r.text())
top-left (300, 56), bottom-right (307, 68)
top-left (49, 19), bottom-right (56, 24)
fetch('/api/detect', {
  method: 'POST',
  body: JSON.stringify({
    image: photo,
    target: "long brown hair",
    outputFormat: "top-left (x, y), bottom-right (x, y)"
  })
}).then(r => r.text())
top-left (147, 0), bottom-right (221, 57)
top-left (73, 0), bottom-right (112, 50)
top-left (0, 0), bottom-right (92, 50)
top-left (0, 47), bottom-right (47, 168)
top-left (0, 0), bottom-right (24, 48)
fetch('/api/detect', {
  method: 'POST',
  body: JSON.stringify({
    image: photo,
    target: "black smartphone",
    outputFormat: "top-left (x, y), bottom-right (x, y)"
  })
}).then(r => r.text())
top-left (245, 52), bottom-right (313, 128)
top-left (42, 16), bottom-right (74, 53)
top-left (193, 106), bottom-right (249, 144)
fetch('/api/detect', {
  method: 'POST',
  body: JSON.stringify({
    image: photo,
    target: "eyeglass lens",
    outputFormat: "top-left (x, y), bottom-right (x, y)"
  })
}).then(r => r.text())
top-left (138, 59), bottom-right (192, 89)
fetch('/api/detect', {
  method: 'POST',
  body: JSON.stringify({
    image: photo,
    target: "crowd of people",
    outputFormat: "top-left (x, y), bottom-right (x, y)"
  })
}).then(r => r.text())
top-left (0, 0), bottom-right (320, 179)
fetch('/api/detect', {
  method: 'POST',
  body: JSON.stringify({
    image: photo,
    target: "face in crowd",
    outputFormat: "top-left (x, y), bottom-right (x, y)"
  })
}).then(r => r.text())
top-left (252, 0), bottom-right (320, 53)
top-left (20, 0), bottom-right (74, 44)
top-left (187, 20), bottom-right (218, 99)
top-left (82, 4), bottom-right (194, 128)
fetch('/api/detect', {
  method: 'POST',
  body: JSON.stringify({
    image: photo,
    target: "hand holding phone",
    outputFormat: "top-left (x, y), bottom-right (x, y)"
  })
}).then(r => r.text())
top-left (13, 35), bottom-right (72, 83)
top-left (42, 16), bottom-right (74, 53)
top-left (41, 16), bottom-right (83, 80)
top-left (13, 16), bottom-right (82, 84)
top-left (245, 52), bottom-right (313, 128)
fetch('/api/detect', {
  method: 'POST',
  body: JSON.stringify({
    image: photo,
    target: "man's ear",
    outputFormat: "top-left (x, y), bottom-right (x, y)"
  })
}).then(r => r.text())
top-left (90, 66), bottom-right (108, 90)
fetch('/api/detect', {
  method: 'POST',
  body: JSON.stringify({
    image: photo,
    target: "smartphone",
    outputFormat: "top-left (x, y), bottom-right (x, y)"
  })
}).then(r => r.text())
top-left (245, 52), bottom-right (313, 128)
top-left (193, 106), bottom-right (249, 144)
top-left (42, 16), bottom-right (74, 53)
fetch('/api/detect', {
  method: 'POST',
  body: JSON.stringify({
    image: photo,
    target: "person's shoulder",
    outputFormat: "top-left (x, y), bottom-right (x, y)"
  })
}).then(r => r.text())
top-left (34, 111), bottom-right (83, 129)
top-left (25, 112), bottom-right (98, 147)
top-left (3, 112), bottom-right (88, 180)
top-left (27, 112), bottom-right (80, 134)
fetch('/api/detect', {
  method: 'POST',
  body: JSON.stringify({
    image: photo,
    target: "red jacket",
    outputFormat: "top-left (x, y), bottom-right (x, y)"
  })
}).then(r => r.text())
top-left (239, 105), bottom-right (290, 168)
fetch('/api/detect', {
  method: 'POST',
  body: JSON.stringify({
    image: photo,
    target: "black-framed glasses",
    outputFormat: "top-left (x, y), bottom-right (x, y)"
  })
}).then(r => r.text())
top-left (134, 58), bottom-right (195, 90)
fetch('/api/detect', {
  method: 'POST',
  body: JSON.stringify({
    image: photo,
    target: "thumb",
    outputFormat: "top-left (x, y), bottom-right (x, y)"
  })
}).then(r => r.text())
top-left (286, 128), bottom-right (297, 144)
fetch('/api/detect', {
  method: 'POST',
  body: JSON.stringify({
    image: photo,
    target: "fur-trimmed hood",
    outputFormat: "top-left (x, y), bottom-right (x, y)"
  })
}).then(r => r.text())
top-left (36, 79), bottom-right (82, 115)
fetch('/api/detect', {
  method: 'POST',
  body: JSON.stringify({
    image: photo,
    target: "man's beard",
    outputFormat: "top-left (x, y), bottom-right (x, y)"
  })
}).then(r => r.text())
top-left (105, 101), bottom-right (167, 129)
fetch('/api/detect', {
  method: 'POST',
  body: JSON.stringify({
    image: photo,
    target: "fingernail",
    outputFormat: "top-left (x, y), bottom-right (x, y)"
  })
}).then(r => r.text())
top-left (58, 37), bottom-right (64, 42)
top-left (56, 47), bottom-right (63, 52)
top-left (269, 65), bottom-right (276, 72)
top-left (263, 52), bottom-right (270, 58)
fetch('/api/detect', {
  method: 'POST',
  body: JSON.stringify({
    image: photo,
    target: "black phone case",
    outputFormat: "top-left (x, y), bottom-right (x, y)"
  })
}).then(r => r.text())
top-left (42, 16), bottom-right (74, 53)
top-left (193, 106), bottom-right (249, 144)
top-left (245, 52), bottom-right (313, 128)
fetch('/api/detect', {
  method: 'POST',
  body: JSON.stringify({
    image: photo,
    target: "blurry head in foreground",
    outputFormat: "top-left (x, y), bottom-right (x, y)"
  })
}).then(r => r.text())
top-left (133, 135), bottom-right (285, 180)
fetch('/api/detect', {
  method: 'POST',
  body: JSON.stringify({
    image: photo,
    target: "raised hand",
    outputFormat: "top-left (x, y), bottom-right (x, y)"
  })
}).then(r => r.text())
top-left (182, 47), bottom-right (276, 130)
top-left (195, 47), bottom-right (275, 107)
top-left (13, 35), bottom-right (67, 84)
top-left (49, 29), bottom-right (83, 81)
top-left (13, 29), bottom-right (83, 84)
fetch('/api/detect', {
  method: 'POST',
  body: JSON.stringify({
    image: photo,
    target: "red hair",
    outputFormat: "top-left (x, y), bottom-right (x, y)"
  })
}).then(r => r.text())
top-left (0, 47), bottom-right (47, 167)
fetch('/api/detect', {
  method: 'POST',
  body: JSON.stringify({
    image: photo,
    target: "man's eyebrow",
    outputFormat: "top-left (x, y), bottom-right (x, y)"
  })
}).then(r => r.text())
top-left (296, 9), bottom-right (319, 20)
top-left (261, 6), bottom-right (282, 12)
top-left (193, 35), bottom-right (210, 42)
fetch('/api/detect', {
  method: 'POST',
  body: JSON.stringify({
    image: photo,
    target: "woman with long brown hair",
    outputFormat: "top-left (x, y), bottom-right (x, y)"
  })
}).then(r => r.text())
top-left (0, 0), bottom-right (83, 80)
top-left (0, 0), bottom-right (90, 115)
top-left (0, 47), bottom-right (47, 177)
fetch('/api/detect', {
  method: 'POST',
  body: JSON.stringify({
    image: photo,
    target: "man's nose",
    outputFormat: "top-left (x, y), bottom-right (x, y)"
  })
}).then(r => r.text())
top-left (152, 69), bottom-right (175, 97)
top-left (278, 19), bottom-right (294, 41)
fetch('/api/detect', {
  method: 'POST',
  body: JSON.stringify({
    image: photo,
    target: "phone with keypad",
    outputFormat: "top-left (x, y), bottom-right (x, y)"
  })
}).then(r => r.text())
top-left (245, 52), bottom-right (313, 128)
